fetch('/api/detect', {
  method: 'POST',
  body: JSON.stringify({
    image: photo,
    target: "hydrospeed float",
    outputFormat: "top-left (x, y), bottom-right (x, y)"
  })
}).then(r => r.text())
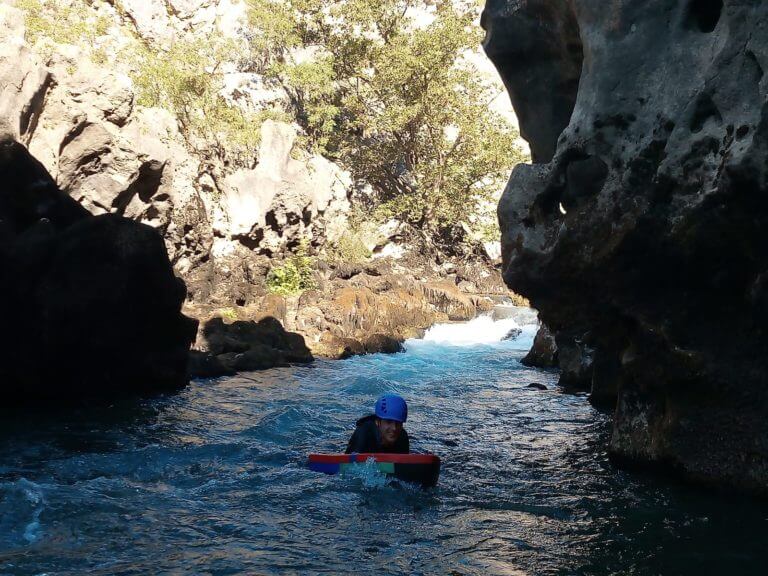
top-left (307, 453), bottom-right (441, 488)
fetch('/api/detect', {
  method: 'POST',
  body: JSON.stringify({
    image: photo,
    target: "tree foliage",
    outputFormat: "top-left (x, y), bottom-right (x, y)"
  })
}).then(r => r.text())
top-left (266, 240), bottom-right (317, 295)
top-left (132, 36), bottom-right (265, 164)
top-left (246, 0), bottom-right (528, 233)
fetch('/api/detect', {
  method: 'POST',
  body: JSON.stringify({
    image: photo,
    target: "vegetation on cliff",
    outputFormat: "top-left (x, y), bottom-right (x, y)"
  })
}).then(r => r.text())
top-left (131, 37), bottom-right (266, 164)
top-left (14, 0), bottom-right (528, 244)
top-left (266, 239), bottom-right (317, 295)
top-left (247, 0), bottom-right (528, 236)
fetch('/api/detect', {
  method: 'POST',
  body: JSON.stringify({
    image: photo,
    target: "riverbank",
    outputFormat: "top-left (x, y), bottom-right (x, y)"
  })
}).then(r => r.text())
top-left (186, 240), bottom-right (527, 376)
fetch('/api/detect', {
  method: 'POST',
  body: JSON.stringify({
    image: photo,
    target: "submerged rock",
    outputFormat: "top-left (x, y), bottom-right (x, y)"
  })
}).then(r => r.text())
top-left (485, 0), bottom-right (768, 492)
top-left (502, 327), bottom-right (522, 341)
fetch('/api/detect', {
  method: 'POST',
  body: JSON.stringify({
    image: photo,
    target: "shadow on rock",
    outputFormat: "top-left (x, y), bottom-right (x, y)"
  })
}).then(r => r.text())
top-left (189, 316), bottom-right (313, 378)
top-left (0, 134), bottom-right (197, 408)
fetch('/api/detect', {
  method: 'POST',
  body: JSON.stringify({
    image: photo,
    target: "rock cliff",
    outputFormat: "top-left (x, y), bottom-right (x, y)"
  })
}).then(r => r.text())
top-left (0, 2), bottom-right (352, 287)
top-left (485, 0), bottom-right (768, 492)
top-left (1, 0), bottom-right (516, 377)
top-left (0, 131), bottom-right (197, 403)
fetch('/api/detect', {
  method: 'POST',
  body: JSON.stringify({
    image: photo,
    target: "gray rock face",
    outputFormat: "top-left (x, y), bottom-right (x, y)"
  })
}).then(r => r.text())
top-left (0, 4), bottom-right (354, 311)
top-left (521, 323), bottom-right (558, 368)
top-left (482, 0), bottom-right (581, 163)
top-left (0, 8), bottom-right (50, 144)
top-left (220, 120), bottom-right (351, 254)
top-left (485, 0), bottom-right (768, 492)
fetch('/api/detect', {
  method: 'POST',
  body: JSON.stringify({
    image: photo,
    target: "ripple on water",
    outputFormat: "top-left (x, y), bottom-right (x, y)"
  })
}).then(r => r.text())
top-left (1, 313), bottom-right (768, 575)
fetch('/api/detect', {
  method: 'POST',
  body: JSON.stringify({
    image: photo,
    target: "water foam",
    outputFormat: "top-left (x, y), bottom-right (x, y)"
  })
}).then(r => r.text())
top-left (0, 478), bottom-right (46, 546)
top-left (342, 457), bottom-right (391, 488)
top-left (414, 306), bottom-right (539, 348)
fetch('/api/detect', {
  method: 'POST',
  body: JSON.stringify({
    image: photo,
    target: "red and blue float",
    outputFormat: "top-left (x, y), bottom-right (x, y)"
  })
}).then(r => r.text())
top-left (307, 453), bottom-right (441, 488)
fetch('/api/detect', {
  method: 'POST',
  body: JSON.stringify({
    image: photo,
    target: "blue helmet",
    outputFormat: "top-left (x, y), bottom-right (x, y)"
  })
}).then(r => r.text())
top-left (374, 394), bottom-right (407, 423)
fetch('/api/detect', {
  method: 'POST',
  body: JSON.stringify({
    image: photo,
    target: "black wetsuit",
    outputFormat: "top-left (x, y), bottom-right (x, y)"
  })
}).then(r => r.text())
top-left (344, 414), bottom-right (410, 454)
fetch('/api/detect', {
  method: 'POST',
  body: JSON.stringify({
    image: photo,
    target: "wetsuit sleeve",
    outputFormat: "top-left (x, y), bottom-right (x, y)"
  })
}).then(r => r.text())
top-left (345, 426), bottom-right (366, 454)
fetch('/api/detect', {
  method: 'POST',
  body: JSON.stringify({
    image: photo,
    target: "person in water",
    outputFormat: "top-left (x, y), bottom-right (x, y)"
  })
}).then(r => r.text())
top-left (345, 393), bottom-right (410, 454)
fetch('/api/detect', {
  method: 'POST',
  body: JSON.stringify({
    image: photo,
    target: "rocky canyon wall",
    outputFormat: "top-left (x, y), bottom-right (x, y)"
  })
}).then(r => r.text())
top-left (0, 1), bottom-right (353, 306)
top-left (1, 0), bottom-right (514, 381)
top-left (484, 0), bottom-right (768, 492)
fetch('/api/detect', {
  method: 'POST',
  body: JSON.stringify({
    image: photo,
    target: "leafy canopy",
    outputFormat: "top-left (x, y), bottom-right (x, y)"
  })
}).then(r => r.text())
top-left (133, 36), bottom-right (265, 164)
top-left (246, 0), bottom-right (527, 233)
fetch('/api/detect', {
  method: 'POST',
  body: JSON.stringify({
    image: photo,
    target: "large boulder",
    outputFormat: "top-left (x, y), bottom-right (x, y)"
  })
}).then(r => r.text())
top-left (485, 0), bottom-right (768, 492)
top-left (189, 316), bottom-right (313, 376)
top-left (220, 120), bottom-right (351, 254)
top-left (0, 135), bottom-right (196, 403)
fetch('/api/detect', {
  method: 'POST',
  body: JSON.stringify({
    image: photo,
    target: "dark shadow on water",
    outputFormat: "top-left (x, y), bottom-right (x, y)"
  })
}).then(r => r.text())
top-left (0, 396), bottom-right (165, 456)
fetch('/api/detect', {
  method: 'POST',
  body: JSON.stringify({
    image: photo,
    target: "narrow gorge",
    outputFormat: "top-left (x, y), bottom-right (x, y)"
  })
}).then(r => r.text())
top-left (3, 1), bottom-right (768, 574)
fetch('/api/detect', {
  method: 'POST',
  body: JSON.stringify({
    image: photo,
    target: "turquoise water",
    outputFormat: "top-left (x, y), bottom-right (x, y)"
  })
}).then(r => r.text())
top-left (1, 310), bottom-right (767, 575)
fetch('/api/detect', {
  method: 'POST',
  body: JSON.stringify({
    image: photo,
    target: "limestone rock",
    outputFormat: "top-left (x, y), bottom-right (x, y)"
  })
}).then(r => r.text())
top-left (189, 316), bottom-right (313, 377)
top-left (0, 137), bottom-right (196, 403)
top-left (521, 323), bottom-right (558, 368)
top-left (555, 331), bottom-right (594, 390)
top-left (0, 6), bottom-right (51, 144)
top-left (167, 0), bottom-right (214, 20)
top-left (482, 0), bottom-right (581, 163)
top-left (363, 334), bottom-right (405, 354)
top-left (117, 0), bottom-right (174, 43)
top-left (485, 0), bottom-right (768, 492)
top-left (221, 120), bottom-right (351, 253)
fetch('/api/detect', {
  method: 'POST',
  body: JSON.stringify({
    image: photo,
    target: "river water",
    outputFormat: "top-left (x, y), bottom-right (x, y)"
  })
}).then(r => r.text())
top-left (1, 307), bottom-right (767, 575)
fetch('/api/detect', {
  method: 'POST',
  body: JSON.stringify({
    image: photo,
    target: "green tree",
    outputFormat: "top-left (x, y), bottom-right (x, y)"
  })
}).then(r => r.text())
top-left (132, 36), bottom-right (263, 164)
top-left (247, 0), bottom-right (527, 234)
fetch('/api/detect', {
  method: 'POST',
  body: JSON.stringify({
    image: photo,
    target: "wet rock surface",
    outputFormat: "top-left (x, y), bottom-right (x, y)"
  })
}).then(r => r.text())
top-left (485, 0), bottom-right (768, 492)
top-left (521, 324), bottom-right (558, 369)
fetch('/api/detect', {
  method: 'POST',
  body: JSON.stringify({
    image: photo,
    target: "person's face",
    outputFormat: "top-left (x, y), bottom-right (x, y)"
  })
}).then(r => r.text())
top-left (376, 418), bottom-right (403, 447)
